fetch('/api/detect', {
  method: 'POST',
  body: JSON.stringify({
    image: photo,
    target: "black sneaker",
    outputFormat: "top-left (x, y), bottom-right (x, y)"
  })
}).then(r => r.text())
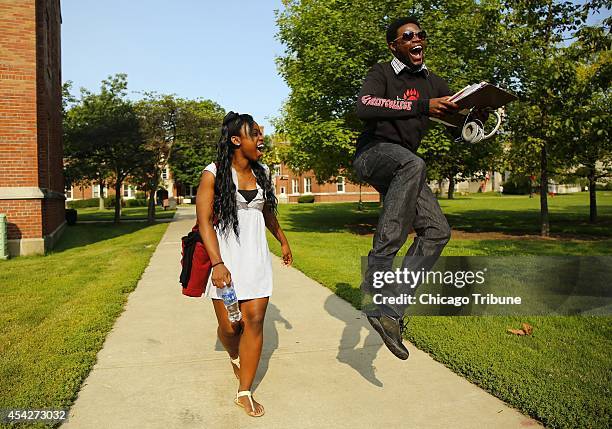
top-left (367, 314), bottom-right (409, 360)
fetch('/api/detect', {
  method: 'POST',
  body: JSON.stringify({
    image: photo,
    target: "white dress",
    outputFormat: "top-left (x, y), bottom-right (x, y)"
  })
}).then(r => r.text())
top-left (203, 162), bottom-right (274, 300)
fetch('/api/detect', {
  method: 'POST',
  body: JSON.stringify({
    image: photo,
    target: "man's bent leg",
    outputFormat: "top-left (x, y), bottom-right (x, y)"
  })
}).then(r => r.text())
top-left (354, 144), bottom-right (428, 319)
top-left (384, 183), bottom-right (451, 317)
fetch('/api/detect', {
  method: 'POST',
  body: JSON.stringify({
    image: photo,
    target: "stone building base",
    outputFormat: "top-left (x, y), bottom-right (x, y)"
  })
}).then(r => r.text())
top-left (7, 221), bottom-right (66, 257)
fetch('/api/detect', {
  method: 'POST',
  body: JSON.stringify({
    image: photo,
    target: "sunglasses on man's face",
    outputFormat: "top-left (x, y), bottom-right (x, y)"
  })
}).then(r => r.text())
top-left (394, 30), bottom-right (427, 44)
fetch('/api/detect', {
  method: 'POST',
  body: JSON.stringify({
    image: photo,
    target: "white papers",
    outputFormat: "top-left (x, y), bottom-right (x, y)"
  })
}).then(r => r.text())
top-left (448, 82), bottom-right (488, 103)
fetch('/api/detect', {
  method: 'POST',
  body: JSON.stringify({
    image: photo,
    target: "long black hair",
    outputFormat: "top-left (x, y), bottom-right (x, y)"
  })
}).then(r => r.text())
top-left (214, 111), bottom-right (277, 238)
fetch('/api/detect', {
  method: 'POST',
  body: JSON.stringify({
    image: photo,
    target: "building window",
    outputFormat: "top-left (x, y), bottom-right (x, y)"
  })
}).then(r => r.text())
top-left (123, 185), bottom-right (135, 198)
top-left (273, 165), bottom-right (281, 176)
top-left (292, 179), bottom-right (299, 194)
top-left (304, 177), bottom-right (312, 193)
top-left (162, 168), bottom-right (168, 181)
top-left (93, 185), bottom-right (107, 198)
top-left (65, 186), bottom-right (72, 200)
top-left (337, 176), bottom-right (345, 193)
top-left (280, 186), bottom-right (286, 195)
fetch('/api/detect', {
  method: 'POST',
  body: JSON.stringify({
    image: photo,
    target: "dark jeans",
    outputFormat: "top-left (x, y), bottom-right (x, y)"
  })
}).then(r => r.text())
top-left (353, 142), bottom-right (451, 318)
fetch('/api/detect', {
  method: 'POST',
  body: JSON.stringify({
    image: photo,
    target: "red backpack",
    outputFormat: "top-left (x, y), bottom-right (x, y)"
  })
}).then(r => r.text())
top-left (180, 224), bottom-right (212, 297)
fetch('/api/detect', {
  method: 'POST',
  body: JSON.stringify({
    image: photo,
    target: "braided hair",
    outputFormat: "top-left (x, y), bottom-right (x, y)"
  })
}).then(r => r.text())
top-left (214, 111), bottom-right (277, 238)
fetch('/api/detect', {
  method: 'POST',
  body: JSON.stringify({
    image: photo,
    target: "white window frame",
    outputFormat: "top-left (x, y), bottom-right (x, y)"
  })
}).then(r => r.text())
top-left (162, 168), bottom-right (168, 181)
top-left (65, 186), bottom-right (73, 200)
top-left (123, 184), bottom-right (135, 199)
top-left (304, 177), bottom-right (312, 194)
top-left (92, 185), bottom-right (107, 198)
top-left (280, 186), bottom-right (286, 195)
top-left (336, 176), bottom-right (345, 193)
top-left (291, 179), bottom-right (299, 194)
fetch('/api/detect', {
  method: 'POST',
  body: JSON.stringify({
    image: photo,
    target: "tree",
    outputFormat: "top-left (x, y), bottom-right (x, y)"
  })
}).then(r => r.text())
top-left (168, 99), bottom-right (225, 189)
top-left (63, 82), bottom-right (112, 210)
top-left (563, 21), bottom-right (611, 222)
top-left (500, 0), bottom-right (592, 236)
top-left (64, 74), bottom-right (146, 223)
top-left (133, 93), bottom-right (179, 223)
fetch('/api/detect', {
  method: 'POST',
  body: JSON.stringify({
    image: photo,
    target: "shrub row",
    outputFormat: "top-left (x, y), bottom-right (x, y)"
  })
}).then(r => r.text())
top-left (67, 197), bottom-right (149, 209)
top-left (298, 195), bottom-right (315, 203)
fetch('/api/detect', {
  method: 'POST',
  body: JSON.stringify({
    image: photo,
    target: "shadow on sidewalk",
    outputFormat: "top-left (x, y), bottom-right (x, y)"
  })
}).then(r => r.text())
top-left (324, 283), bottom-right (383, 387)
top-left (214, 302), bottom-right (292, 392)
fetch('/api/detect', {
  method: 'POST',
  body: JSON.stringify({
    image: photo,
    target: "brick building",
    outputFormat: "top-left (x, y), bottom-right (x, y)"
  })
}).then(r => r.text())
top-left (66, 165), bottom-right (178, 203)
top-left (0, 0), bottom-right (64, 256)
top-left (272, 163), bottom-right (380, 204)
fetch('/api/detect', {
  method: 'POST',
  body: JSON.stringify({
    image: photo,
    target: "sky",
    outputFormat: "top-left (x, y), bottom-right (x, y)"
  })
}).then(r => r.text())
top-left (61, 0), bottom-right (288, 133)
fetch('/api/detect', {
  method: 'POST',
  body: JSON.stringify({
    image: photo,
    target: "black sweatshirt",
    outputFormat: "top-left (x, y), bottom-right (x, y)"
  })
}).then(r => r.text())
top-left (355, 61), bottom-right (452, 154)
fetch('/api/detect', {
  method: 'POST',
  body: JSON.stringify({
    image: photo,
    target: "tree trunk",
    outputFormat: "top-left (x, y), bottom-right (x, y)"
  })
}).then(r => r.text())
top-left (148, 189), bottom-right (156, 223)
top-left (540, 144), bottom-right (549, 236)
top-left (490, 171), bottom-right (496, 193)
top-left (114, 182), bottom-right (122, 223)
top-left (447, 176), bottom-right (455, 200)
top-left (98, 181), bottom-right (105, 210)
top-left (588, 170), bottom-right (597, 223)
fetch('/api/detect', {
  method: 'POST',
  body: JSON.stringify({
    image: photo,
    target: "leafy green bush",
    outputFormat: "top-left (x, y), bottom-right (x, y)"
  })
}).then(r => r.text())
top-left (503, 175), bottom-right (531, 195)
top-left (125, 198), bottom-right (148, 208)
top-left (599, 181), bottom-right (612, 190)
top-left (135, 191), bottom-right (146, 199)
top-left (67, 198), bottom-right (99, 209)
top-left (104, 196), bottom-right (126, 208)
top-left (298, 195), bottom-right (315, 203)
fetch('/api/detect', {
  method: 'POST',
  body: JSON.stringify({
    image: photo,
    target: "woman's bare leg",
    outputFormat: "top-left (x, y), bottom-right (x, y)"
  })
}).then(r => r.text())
top-left (236, 297), bottom-right (269, 415)
top-left (212, 298), bottom-right (242, 378)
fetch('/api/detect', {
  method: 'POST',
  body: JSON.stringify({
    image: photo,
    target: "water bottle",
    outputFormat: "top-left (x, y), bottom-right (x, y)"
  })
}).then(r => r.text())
top-left (221, 283), bottom-right (242, 323)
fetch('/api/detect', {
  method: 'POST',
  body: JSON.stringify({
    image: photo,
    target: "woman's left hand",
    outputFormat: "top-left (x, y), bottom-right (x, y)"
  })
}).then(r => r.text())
top-left (281, 243), bottom-right (293, 266)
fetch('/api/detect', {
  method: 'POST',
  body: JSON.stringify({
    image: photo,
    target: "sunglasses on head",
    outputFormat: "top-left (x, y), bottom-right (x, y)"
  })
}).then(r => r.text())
top-left (393, 30), bottom-right (427, 43)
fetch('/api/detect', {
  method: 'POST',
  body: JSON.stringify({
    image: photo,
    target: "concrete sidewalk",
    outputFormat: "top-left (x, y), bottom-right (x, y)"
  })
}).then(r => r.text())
top-left (63, 206), bottom-right (540, 429)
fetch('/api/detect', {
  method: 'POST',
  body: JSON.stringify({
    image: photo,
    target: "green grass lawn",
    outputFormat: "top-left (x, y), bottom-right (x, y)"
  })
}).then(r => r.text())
top-left (267, 191), bottom-right (612, 429)
top-left (440, 191), bottom-right (612, 237)
top-left (0, 223), bottom-right (168, 427)
top-left (75, 206), bottom-right (176, 221)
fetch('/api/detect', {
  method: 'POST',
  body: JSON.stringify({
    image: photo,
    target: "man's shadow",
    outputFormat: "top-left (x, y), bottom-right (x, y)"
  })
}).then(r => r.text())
top-left (324, 283), bottom-right (383, 387)
top-left (215, 302), bottom-right (291, 392)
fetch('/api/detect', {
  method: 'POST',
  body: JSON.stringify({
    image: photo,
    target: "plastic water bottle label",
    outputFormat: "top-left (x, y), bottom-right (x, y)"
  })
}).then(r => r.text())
top-left (222, 285), bottom-right (237, 306)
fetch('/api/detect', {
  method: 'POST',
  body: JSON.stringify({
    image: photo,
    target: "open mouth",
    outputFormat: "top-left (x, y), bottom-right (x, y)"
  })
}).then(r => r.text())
top-left (409, 45), bottom-right (423, 63)
top-left (256, 143), bottom-right (265, 156)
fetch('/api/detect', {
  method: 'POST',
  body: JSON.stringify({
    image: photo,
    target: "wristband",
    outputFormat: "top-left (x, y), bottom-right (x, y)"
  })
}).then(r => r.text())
top-left (211, 261), bottom-right (224, 268)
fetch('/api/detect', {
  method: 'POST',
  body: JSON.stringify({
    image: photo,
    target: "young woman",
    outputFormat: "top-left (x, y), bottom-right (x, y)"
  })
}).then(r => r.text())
top-left (196, 111), bottom-right (292, 418)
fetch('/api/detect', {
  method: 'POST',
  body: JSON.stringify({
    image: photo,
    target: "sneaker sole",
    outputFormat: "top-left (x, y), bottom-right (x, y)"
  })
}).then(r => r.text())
top-left (367, 316), bottom-right (409, 360)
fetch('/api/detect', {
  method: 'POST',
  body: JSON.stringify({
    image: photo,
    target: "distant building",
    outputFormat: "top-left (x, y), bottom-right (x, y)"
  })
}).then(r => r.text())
top-left (272, 163), bottom-right (380, 203)
top-left (0, 0), bottom-right (64, 256)
top-left (66, 166), bottom-right (178, 203)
